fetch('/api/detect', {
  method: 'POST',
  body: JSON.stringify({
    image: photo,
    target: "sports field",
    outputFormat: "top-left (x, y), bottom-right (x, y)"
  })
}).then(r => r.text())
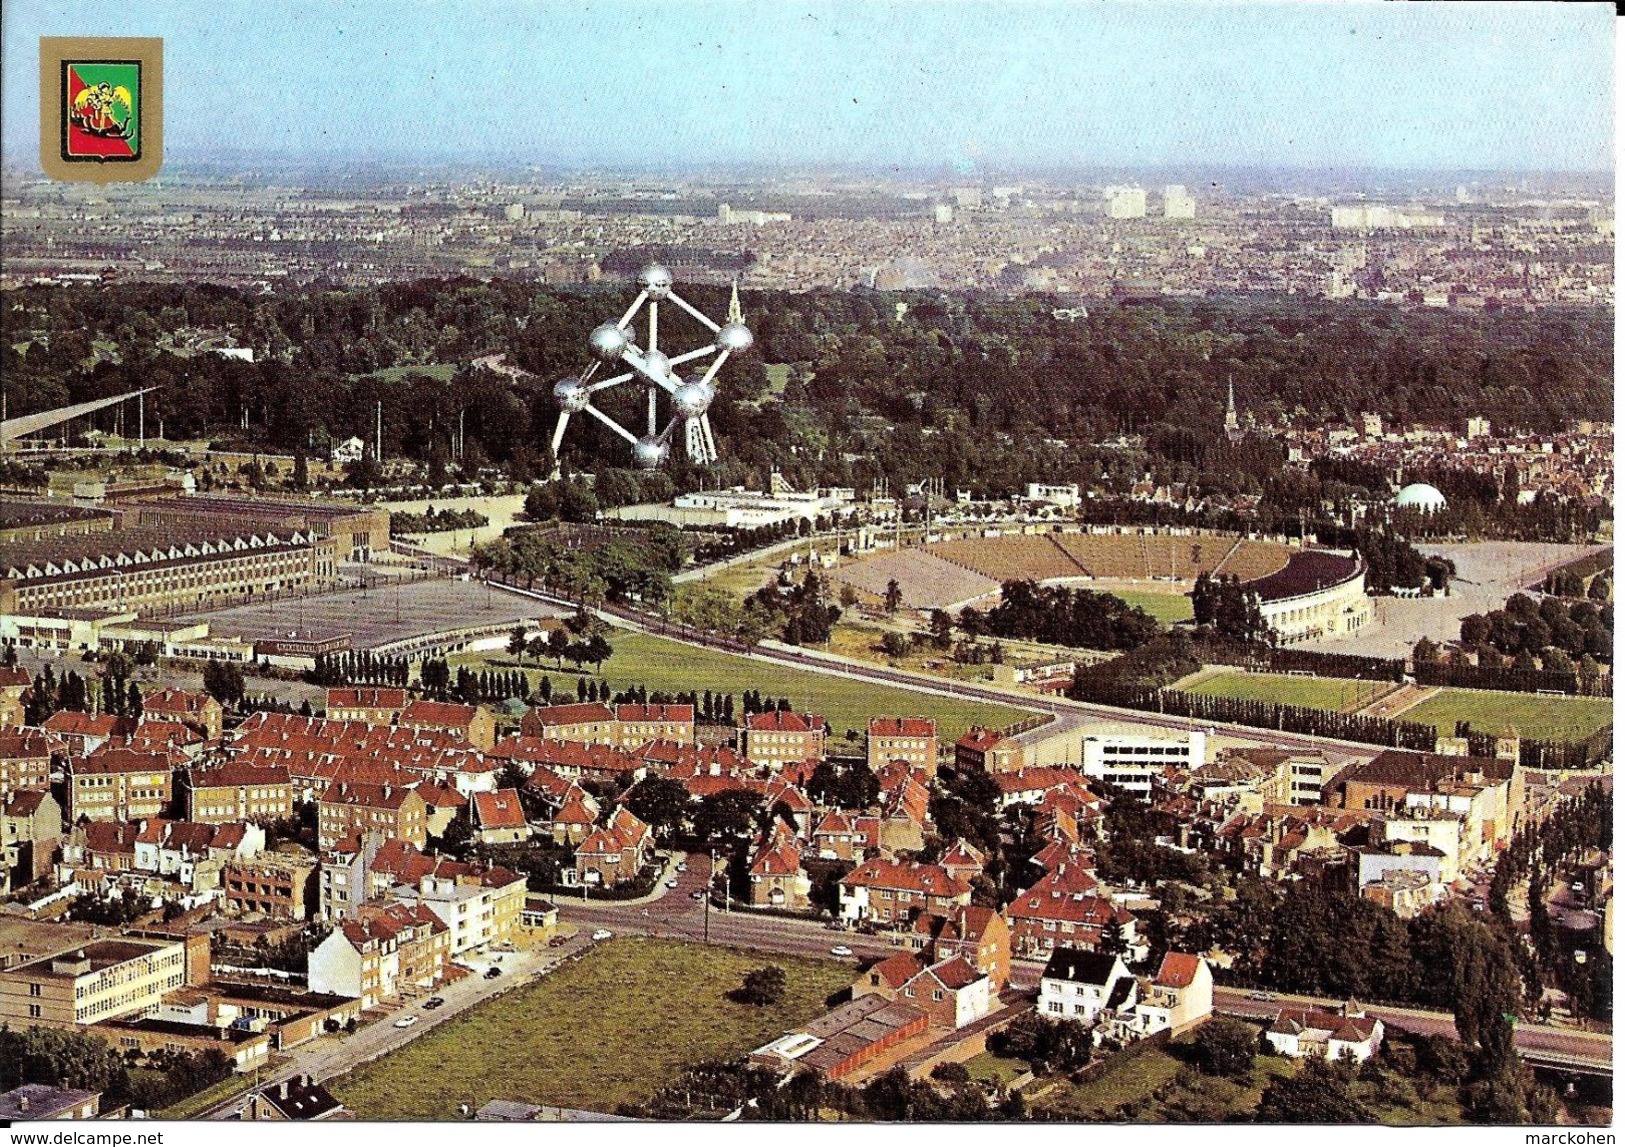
top-left (330, 939), bottom-right (850, 1119)
top-left (1402, 688), bottom-right (1614, 742)
top-left (460, 629), bottom-right (1036, 740)
top-left (1106, 589), bottom-right (1195, 624)
top-left (1183, 670), bottom-right (1387, 712)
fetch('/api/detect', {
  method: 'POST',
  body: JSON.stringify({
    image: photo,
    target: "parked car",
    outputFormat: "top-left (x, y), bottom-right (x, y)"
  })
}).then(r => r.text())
top-left (830, 945), bottom-right (853, 958)
top-left (393, 1015), bottom-right (419, 1028)
top-left (485, 966), bottom-right (502, 979)
top-left (592, 928), bottom-right (614, 941)
top-left (676, 862), bottom-right (689, 873)
top-left (548, 935), bottom-right (568, 947)
top-left (665, 878), bottom-right (680, 888)
top-left (423, 997), bottom-right (446, 1010)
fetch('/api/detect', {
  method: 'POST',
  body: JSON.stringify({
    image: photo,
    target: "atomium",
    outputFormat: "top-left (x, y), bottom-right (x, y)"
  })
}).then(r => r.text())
top-left (548, 265), bottom-right (750, 468)
top-left (672, 376), bottom-right (715, 418)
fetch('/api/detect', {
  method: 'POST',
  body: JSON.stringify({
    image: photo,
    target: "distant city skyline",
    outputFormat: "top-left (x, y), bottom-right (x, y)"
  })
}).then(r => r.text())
top-left (0, 0), bottom-right (1614, 173)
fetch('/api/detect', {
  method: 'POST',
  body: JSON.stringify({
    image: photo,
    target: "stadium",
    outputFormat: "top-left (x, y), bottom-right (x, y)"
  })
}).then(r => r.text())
top-left (831, 527), bottom-right (1374, 645)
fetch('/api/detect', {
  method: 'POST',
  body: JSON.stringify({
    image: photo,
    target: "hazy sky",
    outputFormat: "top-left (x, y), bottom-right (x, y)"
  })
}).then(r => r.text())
top-left (0, 0), bottom-right (1613, 171)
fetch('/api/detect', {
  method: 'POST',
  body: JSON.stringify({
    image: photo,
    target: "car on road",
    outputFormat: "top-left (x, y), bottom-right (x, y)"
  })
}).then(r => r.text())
top-left (830, 945), bottom-right (853, 958)
top-left (665, 878), bottom-right (679, 888)
top-left (1248, 991), bottom-right (1276, 1001)
top-left (485, 966), bottom-right (502, 979)
top-left (393, 1015), bottom-right (419, 1028)
top-left (423, 997), bottom-right (445, 1010)
top-left (592, 929), bottom-right (614, 941)
top-left (676, 862), bottom-right (688, 872)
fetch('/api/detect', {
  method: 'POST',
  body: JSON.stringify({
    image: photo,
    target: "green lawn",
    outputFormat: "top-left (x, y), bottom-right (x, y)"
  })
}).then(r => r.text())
top-left (329, 938), bottom-right (850, 1119)
top-left (1035, 1040), bottom-right (1464, 1125)
top-left (763, 363), bottom-right (793, 396)
top-left (1403, 687), bottom-right (1614, 742)
top-left (962, 1050), bottom-right (1028, 1088)
top-left (1184, 670), bottom-right (1387, 712)
top-left (1034, 1044), bottom-right (1187, 1118)
top-left (362, 363), bottom-right (458, 382)
top-left (461, 630), bottom-right (1036, 741)
top-left (1107, 590), bottom-right (1195, 624)
top-left (151, 1073), bottom-right (256, 1120)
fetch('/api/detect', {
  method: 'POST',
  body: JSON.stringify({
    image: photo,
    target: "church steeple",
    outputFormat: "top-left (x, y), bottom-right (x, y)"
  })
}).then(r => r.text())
top-left (1224, 376), bottom-right (1240, 438)
top-left (727, 280), bottom-right (744, 325)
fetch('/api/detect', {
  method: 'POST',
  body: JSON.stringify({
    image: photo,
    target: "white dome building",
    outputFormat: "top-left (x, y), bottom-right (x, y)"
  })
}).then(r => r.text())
top-left (1395, 483), bottom-right (1447, 513)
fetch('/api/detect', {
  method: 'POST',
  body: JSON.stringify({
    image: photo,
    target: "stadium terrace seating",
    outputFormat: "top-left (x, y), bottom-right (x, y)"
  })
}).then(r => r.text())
top-left (928, 535), bottom-right (1092, 582)
top-left (831, 548), bottom-right (999, 611)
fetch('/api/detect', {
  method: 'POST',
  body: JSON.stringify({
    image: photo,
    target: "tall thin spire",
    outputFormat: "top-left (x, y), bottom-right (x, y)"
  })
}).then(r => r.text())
top-left (1224, 376), bottom-right (1239, 437)
top-left (727, 280), bottom-right (743, 324)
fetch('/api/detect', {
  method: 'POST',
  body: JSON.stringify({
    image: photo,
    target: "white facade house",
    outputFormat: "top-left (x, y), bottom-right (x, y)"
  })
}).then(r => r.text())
top-left (1130, 952), bottom-right (1214, 1036)
top-left (1081, 731), bottom-right (1207, 798)
top-left (1265, 1004), bottom-right (1384, 1063)
top-left (1038, 949), bottom-right (1138, 1028)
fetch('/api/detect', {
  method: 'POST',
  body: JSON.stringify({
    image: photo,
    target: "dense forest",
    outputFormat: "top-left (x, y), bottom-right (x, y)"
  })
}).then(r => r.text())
top-left (2, 280), bottom-right (1609, 508)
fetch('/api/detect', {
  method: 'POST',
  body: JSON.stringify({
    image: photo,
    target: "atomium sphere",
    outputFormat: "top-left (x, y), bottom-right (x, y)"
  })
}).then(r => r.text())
top-left (642, 350), bottom-right (672, 380)
top-left (638, 263), bottom-right (674, 299)
top-left (552, 377), bottom-right (590, 412)
top-left (588, 322), bottom-right (631, 362)
top-left (672, 377), bottom-right (715, 418)
top-left (632, 435), bottom-right (671, 470)
top-left (716, 322), bottom-right (754, 353)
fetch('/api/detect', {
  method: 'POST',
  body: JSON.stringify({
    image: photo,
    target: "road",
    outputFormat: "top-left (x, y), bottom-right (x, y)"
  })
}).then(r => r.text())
top-left (198, 933), bottom-right (596, 1119)
top-left (1212, 987), bottom-right (1612, 1072)
top-left (559, 851), bottom-right (1612, 1074)
top-left (492, 579), bottom-right (1383, 771)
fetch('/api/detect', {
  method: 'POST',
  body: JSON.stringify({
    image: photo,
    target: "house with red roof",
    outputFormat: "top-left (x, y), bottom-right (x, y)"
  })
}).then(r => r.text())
top-left (399, 699), bottom-right (495, 751)
top-left (66, 746), bottom-right (174, 822)
top-left (0, 664), bottom-right (30, 727)
top-left (547, 783), bottom-right (602, 846)
top-left (519, 702), bottom-right (616, 743)
top-left (854, 951), bottom-right (993, 1030)
top-left (811, 810), bottom-right (878, 862)
top-left (1265, 1002), bottom-right (1384, 1062)
top-left (140, 687), bottom-right (223, 740)
top-left (132, 818), bottom-right (265, 888)
top-left (472, 789), bottom-right (530, 845)
top-left (416, 781), bottom-right (467, 837)
top-left (1131, 952), bottom-right (1214, 1036)
top-left (2, 788), bottom-right (61, 891)
top-left (573, 806), bottom-right (653, 888)
top-left (44, 710), bottom-right (137, 756)
top-left (891, 904), bottom-right (1012, 990)
top-left (613, 704), bottom-right (695, 747)
top-left (0, 728), bottom-right (53, 800)
top-left (317, 780), bottom-right (427, 850)
top-left (740, 710), bottom-right (825, 771)
top-left (837, 859), bottom-right (971, 926)
top-left (325, 687), bottom-right (407, 725)
top-left (307, 901), bottom-right (450, 1007)
top-left (488, 735), bottom-right (643, 785)
top-left (992, 766), bottom-right (1095, 809)
top-left (182, 762), bottom-right (293, 824)
top-left (1005, 861), bottom-right (1142, 961)
top-left (954, 726), bottom-right (1025, 773)
top-left (866, 717), bottom-right (938, 777)
top-left (938, 839), bottom-right (988, 887)
top-left (746, 823), bottom-right (811, 909)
